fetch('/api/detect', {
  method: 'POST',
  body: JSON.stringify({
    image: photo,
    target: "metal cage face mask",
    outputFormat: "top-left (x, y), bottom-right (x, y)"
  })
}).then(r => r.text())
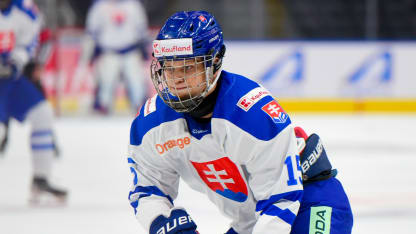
top-left (151, 55), bottom-right (217, 112)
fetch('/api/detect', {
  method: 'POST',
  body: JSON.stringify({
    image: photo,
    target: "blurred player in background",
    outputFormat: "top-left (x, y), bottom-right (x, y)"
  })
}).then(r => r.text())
top-left (0, 0), bottom-right (67, 204)
top-left (80, 0), bottom-right (150, 115)
top-left (127, 11), bottom-right (353, 234)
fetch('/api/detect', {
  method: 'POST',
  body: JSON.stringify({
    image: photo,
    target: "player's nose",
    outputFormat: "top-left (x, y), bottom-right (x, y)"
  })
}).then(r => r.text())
top-left (172, 69), bottom-right (186, 83)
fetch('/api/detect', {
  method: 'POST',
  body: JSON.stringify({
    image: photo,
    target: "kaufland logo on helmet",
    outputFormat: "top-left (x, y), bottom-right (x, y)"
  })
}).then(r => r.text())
top-left (153, 38), bottom-right (193, 57)
top-left (161, 45), bottom-right (192, 54)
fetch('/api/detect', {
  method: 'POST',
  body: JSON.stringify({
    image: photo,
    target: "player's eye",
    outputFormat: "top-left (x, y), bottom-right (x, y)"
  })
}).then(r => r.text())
top-left (185, 65), bottom-right (195, 72)
top-left (164, 67), bottom-right (174, 74)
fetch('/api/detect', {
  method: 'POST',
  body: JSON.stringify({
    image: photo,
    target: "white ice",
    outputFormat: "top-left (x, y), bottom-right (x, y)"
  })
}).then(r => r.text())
top-left (0, 114), bottom-right (415, 234)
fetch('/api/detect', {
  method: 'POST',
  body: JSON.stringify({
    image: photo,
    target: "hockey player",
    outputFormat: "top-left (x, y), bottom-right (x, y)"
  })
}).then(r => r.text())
top-left (83, 0), bottom-right (149, 114)
top-left (128, 11), bottom-right (353, 234)
top-left (0, 0), bottom-right (67, 203)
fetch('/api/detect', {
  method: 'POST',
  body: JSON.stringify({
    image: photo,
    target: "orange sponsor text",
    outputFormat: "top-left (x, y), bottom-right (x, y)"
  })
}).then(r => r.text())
top-left (155, 137), bottom-right (191, 154)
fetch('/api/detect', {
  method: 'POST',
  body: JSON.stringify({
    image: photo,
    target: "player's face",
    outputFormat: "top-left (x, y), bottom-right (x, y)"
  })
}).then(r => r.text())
top-left (163, 58), bottom-right (207, 99)
top-left (0, 0), bottom-right (11, 10)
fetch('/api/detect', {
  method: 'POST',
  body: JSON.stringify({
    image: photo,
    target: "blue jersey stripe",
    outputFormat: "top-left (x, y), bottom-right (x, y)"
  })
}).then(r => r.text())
top-left (255, 190), bottom-right (302, 225)
top-left (127, 157), bottom-right (136, 164)
top-left (128, 185), bottom-right (174, 215)
top-left (128, 185), bottom-right (174, 205)
top-left (256, 190), bottom-right (303, 212)
top-left (31, 143), bottom-right (54, 150)
top-left (262, 205), bottom-right (297, 225)
top-left (129, 167), bottom-right (138, 185)
top-left (31, 130), bottom-right (52, 137)
top-left (130, 200), bottom-right (138, 214)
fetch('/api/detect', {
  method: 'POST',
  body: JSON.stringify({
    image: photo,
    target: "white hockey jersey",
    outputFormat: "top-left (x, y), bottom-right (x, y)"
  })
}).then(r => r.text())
top-left (128, 70), bottom-right (303, 234)
top-left (0, 0), bottom-right (41, 71)
top-left (86, 0), bottom-right (148, 52)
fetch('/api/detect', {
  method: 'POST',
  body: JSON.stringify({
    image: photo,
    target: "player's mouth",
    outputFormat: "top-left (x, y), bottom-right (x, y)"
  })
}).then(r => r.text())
top-left (169, 86), bottom-right (188, 91)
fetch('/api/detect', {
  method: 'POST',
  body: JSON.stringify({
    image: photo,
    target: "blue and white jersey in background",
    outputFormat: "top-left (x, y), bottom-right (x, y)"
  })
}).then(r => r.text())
top-left (0, 0), bottom-right (41, 72)
top-left (128, 70), bottom-right (304, 234)
top-left (86, 0), bottom-right (148, 52)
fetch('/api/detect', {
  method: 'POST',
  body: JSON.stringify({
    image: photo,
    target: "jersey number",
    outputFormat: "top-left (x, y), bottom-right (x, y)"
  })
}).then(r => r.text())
top-left (284, 155), bottom-right (302, 186)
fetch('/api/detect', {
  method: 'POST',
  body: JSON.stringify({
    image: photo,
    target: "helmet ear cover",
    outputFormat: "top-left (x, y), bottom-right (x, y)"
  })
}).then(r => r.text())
top-left (213, 45), bottom-right (226, 74)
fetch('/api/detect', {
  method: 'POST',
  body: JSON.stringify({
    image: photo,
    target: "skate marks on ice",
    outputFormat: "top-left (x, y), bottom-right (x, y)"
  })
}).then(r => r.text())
top-left (0, 115), bottom-right (415, 234)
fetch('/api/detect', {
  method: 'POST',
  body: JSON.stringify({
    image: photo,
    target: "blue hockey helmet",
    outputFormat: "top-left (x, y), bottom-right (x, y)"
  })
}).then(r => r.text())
top-left (150, 11), bottom-right (226, 112)
top-left (155, 11), bottom-right (224, 60)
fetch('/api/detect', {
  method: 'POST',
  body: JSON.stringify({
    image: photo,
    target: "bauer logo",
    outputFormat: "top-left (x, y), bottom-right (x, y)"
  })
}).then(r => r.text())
top-left (237, 87), bottom-right (271, 111)
top-left (152, 39), bottom-right (193, 57)
top-left (155, 137), bottom-right (191, 155)
top-left (209, 35), bottom-right (219, 44)
top-left (191, 157), bottom-right (248, 202)
top-left (261, 100), bottom-right (288, 124)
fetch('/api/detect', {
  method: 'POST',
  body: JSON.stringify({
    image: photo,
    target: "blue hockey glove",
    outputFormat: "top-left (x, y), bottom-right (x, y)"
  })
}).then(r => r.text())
top-left (295, 127), bottom-right (337, 183)
top-left (149, 208), bottom-right (198, 234)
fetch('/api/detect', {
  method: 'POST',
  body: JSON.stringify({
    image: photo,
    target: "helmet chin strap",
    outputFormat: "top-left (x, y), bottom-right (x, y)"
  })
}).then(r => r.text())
top-left (203, 66), bottom-right (222, 99)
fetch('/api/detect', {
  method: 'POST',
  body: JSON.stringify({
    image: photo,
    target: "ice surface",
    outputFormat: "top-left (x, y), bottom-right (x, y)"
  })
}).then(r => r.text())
top-left (0, 114), bottom-right (415, 234)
